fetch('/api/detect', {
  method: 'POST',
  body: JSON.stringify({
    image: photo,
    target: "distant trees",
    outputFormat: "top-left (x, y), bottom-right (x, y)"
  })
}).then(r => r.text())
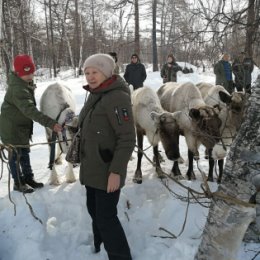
top-left (0, 0), bottom-right (259, 77)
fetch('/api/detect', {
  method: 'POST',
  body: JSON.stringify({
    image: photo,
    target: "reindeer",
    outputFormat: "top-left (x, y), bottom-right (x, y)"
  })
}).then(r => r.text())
top-left (40, 82), bottom-right (78, 185)
top-left (197, 82), bottom-right (247, 182)
top-left (131, 87), bottom-right (180, 184)
top-left (157, 82), bottom-right (226, 180)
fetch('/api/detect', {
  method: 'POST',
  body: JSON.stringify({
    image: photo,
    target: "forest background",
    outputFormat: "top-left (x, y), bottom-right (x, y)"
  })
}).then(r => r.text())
top-left (0, 0), bottom-right (259, 83)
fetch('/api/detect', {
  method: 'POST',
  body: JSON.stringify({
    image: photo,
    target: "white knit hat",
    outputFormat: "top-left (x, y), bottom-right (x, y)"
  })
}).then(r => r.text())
top-left (83, 53), bottom-right (115, 78)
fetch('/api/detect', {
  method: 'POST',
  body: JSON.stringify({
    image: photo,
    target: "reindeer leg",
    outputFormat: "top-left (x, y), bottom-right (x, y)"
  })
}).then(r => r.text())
top-left (171, 161), bottom-right (183, 179)
top-left (187, 149), bottom-right (196, 180)
top-left (49, 166), bottom-right (60, 185)
top-left (153, 145), bottom-right (165, 179)
top-left (207, 148), bottom-right (214, 182)
top-left (65, 163), bottom-right (76, 183)
top-left (217, 159), bottom-right (224, 184)
top-left (133, 130), bottom-right (143, 184)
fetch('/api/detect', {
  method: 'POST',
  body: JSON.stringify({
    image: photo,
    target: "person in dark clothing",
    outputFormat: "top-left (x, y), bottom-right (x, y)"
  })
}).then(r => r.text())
top-left (214, 53), bottom-right (234, 94)
top-left (79, 54), bottom-right (136, 260)
top-left (0, 54), bottom-right (63, 193)
top-left (108, 52), bottom-right (120, 75)
top-left (232, 52), bottom-right (254, 94)
top-left (123, 53), bottom-right (147, 90)
top-left (160, 54), bottom-right (182, 83)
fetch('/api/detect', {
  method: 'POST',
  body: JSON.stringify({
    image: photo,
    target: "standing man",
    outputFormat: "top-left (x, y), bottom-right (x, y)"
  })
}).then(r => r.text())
top-left (123, 53), bottom-right (147, 90)
top-left (160, 54), bottom-right (182, 83)
top-left (214, 53), bottom-right (234, 94)
top-left (0, 54), bottom-right (63, 193)
top-left (232, 51), bottom-right (254, 94)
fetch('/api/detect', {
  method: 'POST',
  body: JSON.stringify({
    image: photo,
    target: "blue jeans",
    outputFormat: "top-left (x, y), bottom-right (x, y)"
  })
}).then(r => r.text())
top-left (9, 148), bottom-right (33, 182)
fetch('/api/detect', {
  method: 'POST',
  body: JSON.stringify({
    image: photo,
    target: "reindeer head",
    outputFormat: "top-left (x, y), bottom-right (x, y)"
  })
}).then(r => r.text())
top-left (151, 111), bottom-right (180, 161)
top-left (58, 108), bottom-right (78, 153)
top-left (189, 106), bottom-right (222, 149)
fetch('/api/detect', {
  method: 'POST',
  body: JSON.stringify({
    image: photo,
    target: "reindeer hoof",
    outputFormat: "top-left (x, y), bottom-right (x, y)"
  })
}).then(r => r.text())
top-left (186, 171), bottom-right (196, 180)
top-left (49, 180), bottom-right (60, 186)
top-left (133, 170), bottom-right (142, 184)
top-left (133, 177), bottom-right (142, 184)
top-left (207, 177), bottom-right (214, 182)
top-left (55, 157), bottom-right (63, 165)
top-left (173, 174), bottom-right (184, 180)
top-left (66, 178), bottom-right (76, 183)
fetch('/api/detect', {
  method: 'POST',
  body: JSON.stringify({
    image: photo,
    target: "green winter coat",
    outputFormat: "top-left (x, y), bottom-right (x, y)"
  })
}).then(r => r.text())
top-left (160, 62), bottom-right (182, 83)
top-left (213, 60), bottom-right (232, 85)
top-left (0, 72), bottom-right (57, 145)
top-left (78, 75), bottom-right (136, 191)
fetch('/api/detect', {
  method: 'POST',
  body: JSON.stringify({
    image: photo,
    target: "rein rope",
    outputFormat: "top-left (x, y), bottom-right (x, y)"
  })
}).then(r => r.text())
top-left (48, 103), bottom-right (71, 170)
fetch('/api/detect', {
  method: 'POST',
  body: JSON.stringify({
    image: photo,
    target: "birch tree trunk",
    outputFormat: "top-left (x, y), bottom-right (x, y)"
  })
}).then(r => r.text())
top-left (195, 76), bottom-right (260, 260)
top-left (245, 0), bottom-right (256, 57)
top-left (49, 0), bottom-right (57, 78)
top-left (134, 0), bottom-right (140, 55)
top-left (152, 0), bottom-right (158, 72)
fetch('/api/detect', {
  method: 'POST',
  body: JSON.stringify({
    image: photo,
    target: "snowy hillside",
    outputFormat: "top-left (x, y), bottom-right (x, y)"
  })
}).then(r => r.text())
top-left (0, 66), bottom-right (259, 260)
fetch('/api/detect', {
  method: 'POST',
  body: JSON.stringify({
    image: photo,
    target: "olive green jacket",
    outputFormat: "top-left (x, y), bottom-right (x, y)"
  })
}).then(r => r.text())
top-left (160, 62), bottom-right (182, 83)
top-left (0, 72), bottom-right (57, 145)
top-left (78, 75), bottom-right (136, 191)
top-left (213, 60), bottom-right (232, 87)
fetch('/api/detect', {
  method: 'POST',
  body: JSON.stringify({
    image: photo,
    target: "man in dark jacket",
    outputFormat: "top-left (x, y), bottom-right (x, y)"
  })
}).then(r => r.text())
top-left (0, 54), bottom-right (62, 193)
top-left (123, 53), bottom-right (147, 90)
top-left (160, 54), bottom-right (182, 83)
top-left (232, 52), bottom-right (254, 94)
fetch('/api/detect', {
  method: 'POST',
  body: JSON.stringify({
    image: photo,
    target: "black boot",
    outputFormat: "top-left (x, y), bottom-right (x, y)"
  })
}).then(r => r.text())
top-left (24, 177), bottom-right (44, 189)
top-left (14, 180), bottom-right (34, 193)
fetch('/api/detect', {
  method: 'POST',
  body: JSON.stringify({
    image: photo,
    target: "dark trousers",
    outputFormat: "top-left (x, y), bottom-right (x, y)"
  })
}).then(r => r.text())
top-left (9, 148), bottom-right (33, 182)
top-left (245, 84), bottom-right (251, 94)
top-left (225, 80), bottom-right (235, 94)
top-left (86, 186), bottom-right (132, 260)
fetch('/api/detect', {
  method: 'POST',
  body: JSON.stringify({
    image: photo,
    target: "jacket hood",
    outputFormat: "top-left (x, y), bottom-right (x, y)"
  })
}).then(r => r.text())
top-left (84, 75), bottom-right (130, 96)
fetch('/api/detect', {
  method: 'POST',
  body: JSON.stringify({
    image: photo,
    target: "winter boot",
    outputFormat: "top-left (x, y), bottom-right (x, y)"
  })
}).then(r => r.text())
top-left (14, 180), bottom-right (34, 193)
top-left (24, 177), bottom-right (44, 189)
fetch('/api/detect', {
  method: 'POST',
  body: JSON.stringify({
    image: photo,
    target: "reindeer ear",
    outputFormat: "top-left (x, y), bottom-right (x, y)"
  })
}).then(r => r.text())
top-left (213, 104), bottom-right (221, 113)
top-left (189, 108), bottom-right (200, 120)
top-left (219, 91), bottom-right (231, 104)
top-left (150, 111), bottom-right (161, 123)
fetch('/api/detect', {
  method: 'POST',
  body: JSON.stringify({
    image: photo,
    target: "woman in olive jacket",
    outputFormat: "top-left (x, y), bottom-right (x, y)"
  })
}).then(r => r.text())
top-left (79, 54), bottom-right (136, 260)
top-left (160, 54), bottom-right (182, 83)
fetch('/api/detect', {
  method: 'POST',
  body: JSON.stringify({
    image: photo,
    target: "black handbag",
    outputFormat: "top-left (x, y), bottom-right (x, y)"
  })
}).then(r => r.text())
top-left (65, 129), bottom-right (81, 164)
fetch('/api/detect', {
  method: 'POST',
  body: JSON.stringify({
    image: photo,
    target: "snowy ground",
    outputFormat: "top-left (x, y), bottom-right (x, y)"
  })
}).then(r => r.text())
top-left (0, 66), bottom-right (259, 260)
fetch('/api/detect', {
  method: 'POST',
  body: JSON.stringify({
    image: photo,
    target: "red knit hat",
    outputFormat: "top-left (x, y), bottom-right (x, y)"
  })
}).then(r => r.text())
top-left (13, 54), bottom-right (36, 77)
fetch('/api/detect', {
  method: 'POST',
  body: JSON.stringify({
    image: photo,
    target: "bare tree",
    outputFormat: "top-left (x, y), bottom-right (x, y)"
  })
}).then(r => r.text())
top-left (48, 0), bottom-right (57, 77)
top-left (152, 0), bottom-right (158, 71)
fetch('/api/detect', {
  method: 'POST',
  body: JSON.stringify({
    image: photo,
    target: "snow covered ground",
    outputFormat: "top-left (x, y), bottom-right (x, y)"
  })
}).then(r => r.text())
top-left (0, 65), bottom-right (259, 260)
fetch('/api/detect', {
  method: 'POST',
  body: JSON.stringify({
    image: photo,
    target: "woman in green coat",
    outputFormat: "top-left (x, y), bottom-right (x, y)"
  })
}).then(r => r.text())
top-left (160, 54), bottom-right (182, 83)
top-left (0, 54), bottom-right (62, 193)
top-left (79, 54), bottom-right (135, 260)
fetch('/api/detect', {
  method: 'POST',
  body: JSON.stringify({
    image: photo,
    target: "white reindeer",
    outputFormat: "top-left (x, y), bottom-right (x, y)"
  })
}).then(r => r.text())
top-left (132, 86), bottom-right (180, 183)
top-left (40, 82), bottom-right (78, 185)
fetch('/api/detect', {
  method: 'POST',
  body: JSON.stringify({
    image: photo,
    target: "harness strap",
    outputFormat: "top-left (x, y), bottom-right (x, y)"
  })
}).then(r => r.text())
top-left (48, 104), bottom-right (70, 170)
